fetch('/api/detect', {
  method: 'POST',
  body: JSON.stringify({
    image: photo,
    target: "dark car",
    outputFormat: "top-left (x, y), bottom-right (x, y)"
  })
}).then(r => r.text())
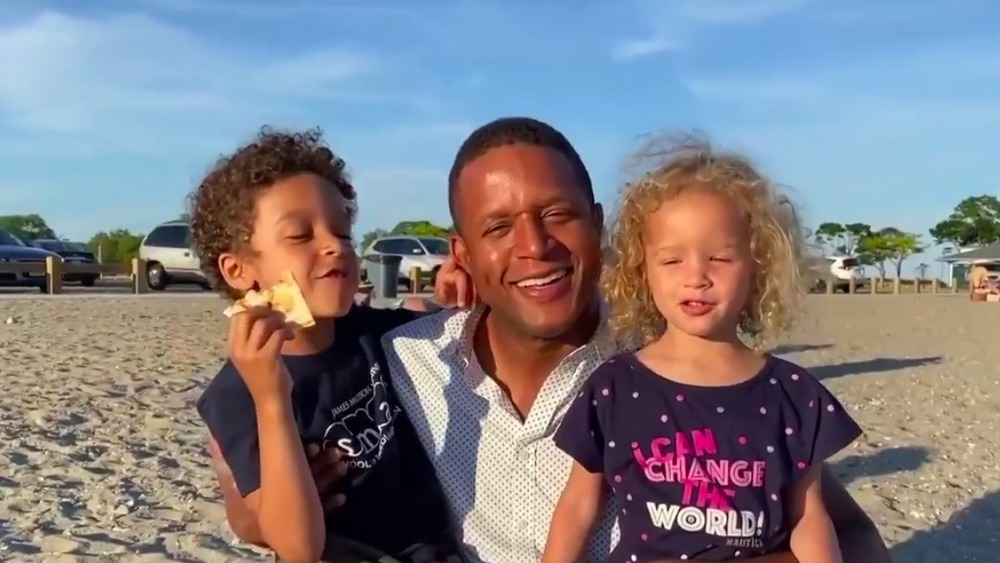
top-left (29, 239), bottom-right (100, 286)
top-left (0, 229), bottom-right (59, 291)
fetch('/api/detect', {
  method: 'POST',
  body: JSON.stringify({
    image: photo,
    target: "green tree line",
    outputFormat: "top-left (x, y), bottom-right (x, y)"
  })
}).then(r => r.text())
top-left (0, 214), bottom-right (454, 264)
top-left (2, 194), bottom-right (997, 275)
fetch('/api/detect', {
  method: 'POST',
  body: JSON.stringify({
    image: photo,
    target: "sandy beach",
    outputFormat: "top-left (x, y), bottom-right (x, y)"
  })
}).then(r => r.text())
top-left (0, 294), bottom-right (997, 562)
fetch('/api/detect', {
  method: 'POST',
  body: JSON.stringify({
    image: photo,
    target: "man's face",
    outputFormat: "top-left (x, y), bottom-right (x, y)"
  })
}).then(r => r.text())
top-left (450, 144), bottom-right (603, 339)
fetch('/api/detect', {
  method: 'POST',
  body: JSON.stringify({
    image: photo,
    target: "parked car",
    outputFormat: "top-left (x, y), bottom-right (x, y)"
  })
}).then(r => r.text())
top-left (30, 239), bottom-right (99, 286)
top-left (0, 229), bottom-right (60, 291)
top-left (359, 236), bottom-right (449, 288)
top-left (811, 256), bottom-right (868, 293)
top-left (138, 221), bottom-right (210, 291)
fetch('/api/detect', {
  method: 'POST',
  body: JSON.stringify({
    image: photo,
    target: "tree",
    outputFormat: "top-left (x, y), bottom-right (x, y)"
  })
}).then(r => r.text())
top-left (915, 262), bottom-right (929, 279)
top-left (87, 229), bottom-right (144, 263)
top-left (389, 220), bottom-right (451, 238)
top-left (929, 195), bottom-right (1000, 248)
top-left (359, 228), bottom-right (389, 252)
top-left (860, 227), bottom-right (924, 279)
top-left (0, 214), bottom-right (57, 242)
top-left (813, 222), bottom-right (871, 256)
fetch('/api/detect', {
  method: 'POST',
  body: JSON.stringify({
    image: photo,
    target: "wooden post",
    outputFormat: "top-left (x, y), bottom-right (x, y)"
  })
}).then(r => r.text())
top-left (409, 267), bottom-right (422, 293)
top-left (97, 243), bottom-right (104, 280)
top-left (131, 258), bottom-right (149, 294)
top-left (825, 278), bottom-right (833, 294)
top-left (915, 277), bottom-right (922, 294)
top-left (871, 277), bottom-right (880, 295)
top-left (893, 277), bottom-right (901, 294)
top-left (45, 256), bottom-right (63, 294)
top-left (931, 278), bottom-right (939, 294)
top-left (952, 277), bottom-right (959, 294)
top-left (848, 277), bottom-right (856, 294)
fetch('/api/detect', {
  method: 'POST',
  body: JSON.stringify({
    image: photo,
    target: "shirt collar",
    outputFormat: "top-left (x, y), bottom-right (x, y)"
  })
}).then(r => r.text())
top-left (453, 302), bottom-right (617, 366)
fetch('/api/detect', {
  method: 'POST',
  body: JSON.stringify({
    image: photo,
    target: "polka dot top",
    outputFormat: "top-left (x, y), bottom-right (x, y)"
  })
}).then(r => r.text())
top-left (554, 353), bottom-right (862, 562)
top-left (382, 307), bottom-right (622, 563)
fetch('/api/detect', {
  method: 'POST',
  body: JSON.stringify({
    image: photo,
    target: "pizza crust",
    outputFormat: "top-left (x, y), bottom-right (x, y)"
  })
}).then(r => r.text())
top-left (223, 271), bottom-right (316, 328)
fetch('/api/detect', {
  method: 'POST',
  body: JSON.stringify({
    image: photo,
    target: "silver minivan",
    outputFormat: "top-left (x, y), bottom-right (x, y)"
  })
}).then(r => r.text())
top-left (138, 221), bottom-right (209, 291)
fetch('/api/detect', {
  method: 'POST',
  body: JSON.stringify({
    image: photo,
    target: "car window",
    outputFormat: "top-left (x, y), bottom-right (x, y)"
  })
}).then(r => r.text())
top-left (841, 258), bottom-right (859, 268)
top-left (145, 225), bottom-right (190, 249)
top-left (0, 229), bottom-right (25, 246)
top-left (372, 239), bottom-right (392, 253)
top-left (394, 239), bottom-right (422, 254)
top-left (418, 238), bottom-right (449, 255)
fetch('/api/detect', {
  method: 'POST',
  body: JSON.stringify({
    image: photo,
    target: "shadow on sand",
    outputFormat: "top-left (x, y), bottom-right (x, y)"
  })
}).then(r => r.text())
top-left (810, 356), bottom-right (942, 381)
top-left (890, 490), bottom-right (1000, 562)
top-left (769, 343), bottom-right (834, 355)
top-left (829, 445), bottom-right (932, 487)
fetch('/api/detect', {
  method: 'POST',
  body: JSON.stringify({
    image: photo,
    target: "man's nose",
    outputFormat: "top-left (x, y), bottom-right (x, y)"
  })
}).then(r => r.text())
top-left (513, 217), bottom-right (553, 259)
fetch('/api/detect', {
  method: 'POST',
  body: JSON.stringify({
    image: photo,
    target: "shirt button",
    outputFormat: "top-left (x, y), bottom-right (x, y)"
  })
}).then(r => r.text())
top-left (518, 520), bottom-right (529, 531)
top-left (518, 449), bottom-right (531, 461)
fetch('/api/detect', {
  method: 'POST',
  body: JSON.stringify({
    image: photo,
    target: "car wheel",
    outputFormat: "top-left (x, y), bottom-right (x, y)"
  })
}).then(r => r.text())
top-left (147, 262), bottom-right (168, 291)
top-left (198, 281), bottom-right (212, 291)
top-left (81, 276), bottom-right (97, 287)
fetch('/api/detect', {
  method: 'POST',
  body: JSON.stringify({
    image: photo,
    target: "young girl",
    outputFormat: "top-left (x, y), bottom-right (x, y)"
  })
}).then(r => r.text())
top-left (542, 136), bottom-right (862, 562)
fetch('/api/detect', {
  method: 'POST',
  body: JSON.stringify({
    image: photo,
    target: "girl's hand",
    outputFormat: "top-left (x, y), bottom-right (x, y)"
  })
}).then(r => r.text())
top-left (433, 256), bottom-right (476, 309)
top-left (228, 306), bottom-right (295, 404)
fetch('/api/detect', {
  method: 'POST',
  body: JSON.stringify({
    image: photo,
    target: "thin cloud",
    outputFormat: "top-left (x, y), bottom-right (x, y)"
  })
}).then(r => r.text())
top-left (612, 0), bottom-right (812, 60)
top-left (0, 11), bottom-right (382, 141)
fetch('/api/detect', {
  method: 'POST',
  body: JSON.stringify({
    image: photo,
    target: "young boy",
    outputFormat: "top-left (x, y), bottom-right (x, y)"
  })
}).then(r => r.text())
top-left (191, 127), bottom-right (456, 562)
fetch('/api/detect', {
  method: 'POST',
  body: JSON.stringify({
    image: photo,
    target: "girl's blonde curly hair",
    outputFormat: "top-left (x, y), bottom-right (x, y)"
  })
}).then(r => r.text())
top-left (602, 132), bottom-right (806, 349)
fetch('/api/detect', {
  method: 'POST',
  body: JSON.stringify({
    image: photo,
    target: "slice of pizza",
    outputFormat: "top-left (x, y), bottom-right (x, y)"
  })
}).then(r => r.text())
top-left (223, 271), bottom-right (316, 328)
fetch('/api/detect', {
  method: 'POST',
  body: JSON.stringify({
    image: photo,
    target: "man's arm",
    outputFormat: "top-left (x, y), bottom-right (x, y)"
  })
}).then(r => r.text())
top-left (821, 465), bottom-right (890, 563)
top-left (656, 466), bottom-right (889, 563)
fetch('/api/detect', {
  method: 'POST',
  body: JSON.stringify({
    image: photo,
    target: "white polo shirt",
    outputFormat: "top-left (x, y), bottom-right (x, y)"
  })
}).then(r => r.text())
top-left (383, 307), bottom-right (620, 563)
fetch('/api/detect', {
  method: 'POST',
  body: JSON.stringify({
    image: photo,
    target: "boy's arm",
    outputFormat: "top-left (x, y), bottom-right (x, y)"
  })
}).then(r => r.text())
top-left (207, 436), bottom-right (265, 545)
top-left (789, 466), bottom-right (842, 563)
top-left (542, 462), bottom-right (605, 563)
top-left (252, 394), bottom-right (325, 563)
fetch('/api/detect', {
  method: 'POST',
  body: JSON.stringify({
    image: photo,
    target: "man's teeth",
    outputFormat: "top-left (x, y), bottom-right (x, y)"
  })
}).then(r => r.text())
top-left (516, 270), bottom-right (568, 288)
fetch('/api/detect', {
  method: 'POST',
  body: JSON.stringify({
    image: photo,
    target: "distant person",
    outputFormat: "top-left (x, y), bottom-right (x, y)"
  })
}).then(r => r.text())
top-left (381, 118), bottom-right (888, 562)
top-left (542, 135), bottom-right (862, 562)
top-left (189, 127), bottom-right (461, 562)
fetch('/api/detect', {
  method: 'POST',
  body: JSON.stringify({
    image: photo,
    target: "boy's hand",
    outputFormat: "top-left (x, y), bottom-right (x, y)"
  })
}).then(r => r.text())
top-left (433, 256), bottom-right (476, 309)
top-left (306, 444), bottom-right (350, 512)
top-left (228, 306), bottom-right (295, 403)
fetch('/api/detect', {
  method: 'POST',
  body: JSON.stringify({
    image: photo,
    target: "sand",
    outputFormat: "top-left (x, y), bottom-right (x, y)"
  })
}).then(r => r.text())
top-left (0, 294), bottom-right (996, 562)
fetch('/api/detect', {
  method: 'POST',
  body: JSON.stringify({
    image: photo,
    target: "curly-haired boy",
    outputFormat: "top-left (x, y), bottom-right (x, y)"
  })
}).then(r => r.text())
top-left (192, 127), bottom-right (457, 562)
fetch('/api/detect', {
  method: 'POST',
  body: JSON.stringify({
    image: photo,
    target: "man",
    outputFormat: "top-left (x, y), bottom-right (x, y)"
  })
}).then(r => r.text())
top-left (381, 117), bottom-right (890, 563)
top-left (213, 117), bottom-right (889, 563)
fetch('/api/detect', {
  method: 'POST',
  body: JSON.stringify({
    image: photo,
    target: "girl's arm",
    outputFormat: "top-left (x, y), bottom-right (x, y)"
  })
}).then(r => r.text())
top-left (207, 436), bottom-right (265, 545)
top-left (542, 462), bottom-right (606, 563)
top-left (789, 466), bottom-right (842, 563)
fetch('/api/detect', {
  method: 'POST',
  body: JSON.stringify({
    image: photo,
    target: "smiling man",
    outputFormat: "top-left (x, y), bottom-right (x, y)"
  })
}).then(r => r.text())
top-left (382, 117), bottom-right (890, 563)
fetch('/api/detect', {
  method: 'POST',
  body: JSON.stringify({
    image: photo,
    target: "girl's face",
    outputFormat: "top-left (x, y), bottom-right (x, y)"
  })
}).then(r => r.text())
top-left (643, 189), bottom-right (753, 342)
top-left (220, 172), bottom-right (359, 319)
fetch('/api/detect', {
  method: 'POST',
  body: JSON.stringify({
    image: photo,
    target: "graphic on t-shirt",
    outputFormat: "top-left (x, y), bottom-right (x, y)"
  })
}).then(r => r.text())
top-left (631, 427), bottom-right (767, 549)
top-left (321, 361), bottom-right (400, 471)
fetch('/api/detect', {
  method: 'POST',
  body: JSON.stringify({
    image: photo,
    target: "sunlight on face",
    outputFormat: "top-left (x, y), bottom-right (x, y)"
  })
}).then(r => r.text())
top-left (643, 189), bottom-right (753, 340)
top-left (245, 173), bottom-right (358, 318)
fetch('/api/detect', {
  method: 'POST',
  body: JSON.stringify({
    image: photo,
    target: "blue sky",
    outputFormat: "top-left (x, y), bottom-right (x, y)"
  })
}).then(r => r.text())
top-left (0, 0), bottom-right (997, 273)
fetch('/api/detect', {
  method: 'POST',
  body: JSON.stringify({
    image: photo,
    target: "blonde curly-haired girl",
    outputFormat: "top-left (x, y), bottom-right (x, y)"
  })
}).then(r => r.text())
top-left (543, 134), bottom-right (861, 563)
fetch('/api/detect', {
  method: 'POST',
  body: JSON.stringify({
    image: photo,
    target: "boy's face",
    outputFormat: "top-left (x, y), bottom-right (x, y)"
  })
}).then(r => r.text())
top-left (219, 173), bottom-right (358, 319)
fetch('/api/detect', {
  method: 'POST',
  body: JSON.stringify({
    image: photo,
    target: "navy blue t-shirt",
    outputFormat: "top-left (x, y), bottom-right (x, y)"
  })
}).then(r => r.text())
top-left (197, 305), bottom-right (454, 560)
top-left (555, 353), bottom-right (861, 562)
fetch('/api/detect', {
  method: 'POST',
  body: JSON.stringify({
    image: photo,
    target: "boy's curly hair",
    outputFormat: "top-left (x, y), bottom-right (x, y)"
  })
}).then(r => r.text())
top-left (187, 126), bottom-right (356, 301)
top-left (602, 132), bottom-right (805, 349)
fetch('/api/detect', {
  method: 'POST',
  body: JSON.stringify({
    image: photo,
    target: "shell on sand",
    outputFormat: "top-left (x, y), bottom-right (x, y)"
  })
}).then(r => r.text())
top-left (0, 294), bottom-right (997, 562)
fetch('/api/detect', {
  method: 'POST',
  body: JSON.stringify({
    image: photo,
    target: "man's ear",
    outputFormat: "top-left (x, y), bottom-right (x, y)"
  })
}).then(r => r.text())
top-left (218, 252), bottom-right (257, 293)
top-left (450, 232), bottom-right (470, 273)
